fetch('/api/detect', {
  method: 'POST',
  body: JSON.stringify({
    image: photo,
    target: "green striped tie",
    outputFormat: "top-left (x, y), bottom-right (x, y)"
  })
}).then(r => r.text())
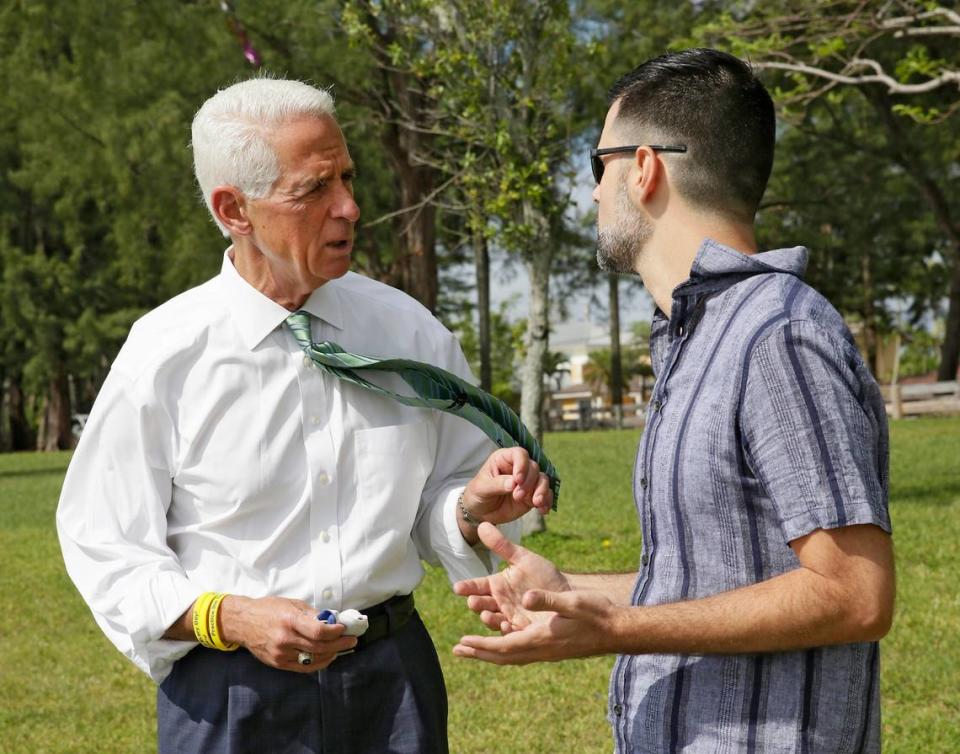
top-left (286, 311), bottom-right (559, 506)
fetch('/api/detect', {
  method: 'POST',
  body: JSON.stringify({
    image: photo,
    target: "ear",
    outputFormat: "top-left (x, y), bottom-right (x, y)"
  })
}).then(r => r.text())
top-left (625, 146), bottom-right (663, 207)
top-left (210, 186), bottom-right (253, 236)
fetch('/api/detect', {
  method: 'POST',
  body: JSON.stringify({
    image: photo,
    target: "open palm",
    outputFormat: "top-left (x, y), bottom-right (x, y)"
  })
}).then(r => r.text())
top-left (454, 523), bottom-right (570, 631)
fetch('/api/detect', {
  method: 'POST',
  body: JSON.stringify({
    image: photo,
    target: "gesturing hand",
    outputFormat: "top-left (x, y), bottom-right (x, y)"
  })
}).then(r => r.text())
top-left (453, 523), bottom-right (625, 665)
top-left (219, 595), bottom-right (358, 673)
top-left (461, 448), bottom-right (554, 526)
top-left (453, 522), bottom-right (570, 633)
top-left (453, 587), bottom-right (623, 666)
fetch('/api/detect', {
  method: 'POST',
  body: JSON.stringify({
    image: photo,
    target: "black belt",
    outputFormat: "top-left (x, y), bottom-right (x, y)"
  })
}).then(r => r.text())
top-left (354, 593), bottom-right (415, 650)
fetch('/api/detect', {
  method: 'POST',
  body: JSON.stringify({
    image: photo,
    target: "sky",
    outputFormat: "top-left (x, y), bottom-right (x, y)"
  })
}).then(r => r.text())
top-left (488, 162), bottom-right (655, 333)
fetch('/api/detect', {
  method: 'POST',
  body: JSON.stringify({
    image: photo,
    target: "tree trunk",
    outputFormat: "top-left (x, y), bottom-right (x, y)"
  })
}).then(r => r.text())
top-left (383, 135), bottom-right (439, 313)
top-left (362, 7), bottom-right (441, 313)
top-left (940, 257), bottom-right (960, 381)
top-left (870, 92), bottom-right (960, 380)
top-left (609, 273), bottom-right (624, 429)
top-left (9, 378), bottom-right (32, 451)
top-left (37, 369), bottom-right (71, 451)
top-left (519, 209), bottom-right (552, 536)
top-left (860, 252), bottom-right (879, 378)
top-left (473, 227), bottom-right (492, 391)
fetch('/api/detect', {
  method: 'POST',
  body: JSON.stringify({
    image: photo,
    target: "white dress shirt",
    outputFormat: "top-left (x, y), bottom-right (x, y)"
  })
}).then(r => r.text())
top-left (57, 251), bottom-right (512, 682)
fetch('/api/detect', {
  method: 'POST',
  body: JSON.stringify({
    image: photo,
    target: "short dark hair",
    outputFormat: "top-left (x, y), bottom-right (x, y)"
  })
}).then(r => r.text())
top-left (608, 48), bottom-right (775, 223)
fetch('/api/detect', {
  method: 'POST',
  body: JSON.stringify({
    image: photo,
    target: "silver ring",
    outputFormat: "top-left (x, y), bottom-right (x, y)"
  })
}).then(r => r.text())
top-left (297, 651), bottom-right (314, 666)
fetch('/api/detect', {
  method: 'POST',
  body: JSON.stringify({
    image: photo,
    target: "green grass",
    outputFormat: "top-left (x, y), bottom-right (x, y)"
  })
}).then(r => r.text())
top-left (1, 418), bottom-right (957, 753)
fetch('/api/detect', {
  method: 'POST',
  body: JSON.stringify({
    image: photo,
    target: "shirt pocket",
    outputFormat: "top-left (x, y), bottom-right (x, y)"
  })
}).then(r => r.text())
top-left (353, 422), bottom-right (434, 541)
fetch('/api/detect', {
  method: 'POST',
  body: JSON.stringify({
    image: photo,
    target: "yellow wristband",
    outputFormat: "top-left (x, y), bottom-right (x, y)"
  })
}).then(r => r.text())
top-left (192, 592), bottom-right (217, 649)
top-left (208, 593), bottom-right (239, 652)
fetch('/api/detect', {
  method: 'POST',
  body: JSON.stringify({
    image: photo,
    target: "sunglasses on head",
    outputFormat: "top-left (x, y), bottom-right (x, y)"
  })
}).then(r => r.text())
top-left (590, 144), bottom-right (687, 184)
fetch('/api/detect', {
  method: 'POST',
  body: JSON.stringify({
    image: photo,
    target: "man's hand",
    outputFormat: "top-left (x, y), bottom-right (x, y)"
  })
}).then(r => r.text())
top-left (453, 588), bottom-right (624, 665)
top-left (454, 522), bottom-right (570, 632)
top-left (219, 596), bottom-right (358, 672)
top-left (164, 595), bottom-right (358, 673)
top-left (454, 524), bottom-right (895, 666)
top-left (460, 448), bottom-right (554, 528)
top-left (453, 523), bottom-right (622, 664)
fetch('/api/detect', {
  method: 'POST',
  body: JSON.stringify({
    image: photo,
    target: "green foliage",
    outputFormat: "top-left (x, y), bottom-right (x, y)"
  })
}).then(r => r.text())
top-left (584, 344), bottom-right (651, 395)
top-left (449, 300), bottom-right (525, 409)
top-left (344, 0), bottom-right (584, 256)
top-left (0, 0), bottom-right (251, 426)
top-left (899, 325), bottom-right (945, 378)
top-left (696, 1), bottom-right (960, 377)
top-left (3, 419), bottom-right (959, 751)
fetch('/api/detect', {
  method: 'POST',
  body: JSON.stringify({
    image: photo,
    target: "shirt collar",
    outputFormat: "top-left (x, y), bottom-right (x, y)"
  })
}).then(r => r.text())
top-left (653, 239), bottom-right (809, 339)
top-left (218, 250), bottom-right (345, 351)
top-left (672, 238), bottom-right (808, 300)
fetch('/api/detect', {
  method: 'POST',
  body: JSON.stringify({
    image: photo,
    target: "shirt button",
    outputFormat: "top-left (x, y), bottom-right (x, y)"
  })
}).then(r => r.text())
top-left (652, 400), bottom-right (663, 411)
top-left (317, 472), bottom-right (330, 485)
top-left (320, 530), bottom-right (331, 544)
top-left (321, 588), bottom-right (333, 601)
top-left (613, 704), bottom-right (623, 717)
top-left (641, 553), bottom-right (650, 566)
top-left (311, 415), bottom-right (322, 425)
top-left (639, 477), bottom-right (648, 489)
top-left (302, 355), bottom-right (313, 368)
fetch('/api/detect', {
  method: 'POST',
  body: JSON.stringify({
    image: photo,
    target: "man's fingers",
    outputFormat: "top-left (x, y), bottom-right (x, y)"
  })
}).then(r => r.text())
top-left (514, 458), bottom-right (541, 500)
top-left (453, 643), bottom-right (532, 665)
top-left (480, 609), bottom-right (506, 631)
top-left (285, 649), bottom-right (340, 673)
top-left (453, 577), bottom-right (492, 597)
top-left (308, 635), bottom-right (358, 654)
top-left (452, 631), bottom-right (539, 665)
top-left (531, 473), bottom-right (553, 512)
top-left (522, 588), bottom-right (570, 613)
top-left (296, 612), bottom-right (348, 641)
top-left (466, 595), bottom-right (500, 614)
top-left (492, 446), bottom-right (529, 481)
top-left (476, 521), bottom-right (523, 563)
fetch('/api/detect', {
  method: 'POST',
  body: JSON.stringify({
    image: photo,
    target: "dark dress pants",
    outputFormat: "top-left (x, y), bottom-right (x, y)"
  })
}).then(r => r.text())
top-left (157, 611), bottom-right (448, 754)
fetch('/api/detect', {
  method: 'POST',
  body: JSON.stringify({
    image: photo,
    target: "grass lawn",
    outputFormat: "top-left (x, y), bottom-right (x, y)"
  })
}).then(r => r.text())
top-left (0, 417), bottom-right (957, 752)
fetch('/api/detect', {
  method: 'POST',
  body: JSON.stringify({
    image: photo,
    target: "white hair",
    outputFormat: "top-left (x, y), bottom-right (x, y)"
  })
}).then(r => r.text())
top-left (191, 77), bottom-right (336, 235)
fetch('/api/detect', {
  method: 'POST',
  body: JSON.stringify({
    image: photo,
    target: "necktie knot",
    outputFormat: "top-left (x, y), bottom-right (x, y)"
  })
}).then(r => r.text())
top-left (285, 311), bottom-right (313, 351)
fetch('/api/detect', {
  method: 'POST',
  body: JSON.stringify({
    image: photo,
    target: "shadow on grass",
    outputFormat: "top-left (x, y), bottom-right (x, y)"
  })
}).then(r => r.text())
top-left (0, 467), bottom-right (67, 480)
top-left (892, 478), bottom-right (960, 505)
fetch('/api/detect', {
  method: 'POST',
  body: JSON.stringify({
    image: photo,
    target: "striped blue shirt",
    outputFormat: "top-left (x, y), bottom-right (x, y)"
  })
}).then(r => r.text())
top-left (609, 240), bottom-right (891, 753)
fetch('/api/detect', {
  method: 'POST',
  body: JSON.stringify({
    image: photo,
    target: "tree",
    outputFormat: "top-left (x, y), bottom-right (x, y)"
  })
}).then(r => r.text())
top-left (753, 93), bottom-right (948, 379)
top-left (0, 0), bottom-right (253, 448)
top-left (336, 1), bottom-right (589, 532)
top-left (449, 300), bottom-right (525, 410)
top-left (701, 0), bottom-right (960, 379)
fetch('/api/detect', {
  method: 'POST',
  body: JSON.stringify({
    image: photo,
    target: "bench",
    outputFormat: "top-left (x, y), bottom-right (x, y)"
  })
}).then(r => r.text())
top-left (881, 381), bottom-right (960, 418)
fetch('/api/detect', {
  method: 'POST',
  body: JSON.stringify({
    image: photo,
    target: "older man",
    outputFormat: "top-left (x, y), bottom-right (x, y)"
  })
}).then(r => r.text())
top-left (57, 78), bottom-right (551, 754)
top-left (454, 49), bottom-right (894, 753)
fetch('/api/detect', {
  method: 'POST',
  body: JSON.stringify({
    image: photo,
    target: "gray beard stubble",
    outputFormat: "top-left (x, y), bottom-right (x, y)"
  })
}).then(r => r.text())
top-left (595, 179), bottom-right (652, 275)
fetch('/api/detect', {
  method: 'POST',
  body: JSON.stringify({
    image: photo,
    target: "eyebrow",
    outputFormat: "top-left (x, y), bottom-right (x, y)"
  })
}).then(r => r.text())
top-left (290, 165), bottom-right (356, 192)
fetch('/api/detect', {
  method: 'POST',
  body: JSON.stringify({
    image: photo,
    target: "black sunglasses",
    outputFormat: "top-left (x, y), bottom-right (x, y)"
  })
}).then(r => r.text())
top-left (590, 144), bottom-right (688, 184)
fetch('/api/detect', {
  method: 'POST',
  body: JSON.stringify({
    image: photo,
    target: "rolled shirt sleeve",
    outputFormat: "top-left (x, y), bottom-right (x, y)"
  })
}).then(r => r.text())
top-left (741, 319), bottom-right (891, 543)
top-left (56, 368), bottom-right (199, 682)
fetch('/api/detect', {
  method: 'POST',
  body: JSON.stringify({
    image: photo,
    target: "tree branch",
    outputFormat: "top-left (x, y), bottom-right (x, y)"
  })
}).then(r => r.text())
top-left (361, 168), bottom-right (464, 230)
top-left (754, 59), bottom-right (960, 95)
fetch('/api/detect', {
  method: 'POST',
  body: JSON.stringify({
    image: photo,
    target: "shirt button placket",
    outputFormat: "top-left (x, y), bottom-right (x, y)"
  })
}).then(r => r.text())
top-left (298, 345), bottom-right (342, 612)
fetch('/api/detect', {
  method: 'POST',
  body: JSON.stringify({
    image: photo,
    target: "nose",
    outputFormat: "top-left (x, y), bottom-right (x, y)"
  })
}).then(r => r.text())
top-left (333, 186), bottom-right (361, 223)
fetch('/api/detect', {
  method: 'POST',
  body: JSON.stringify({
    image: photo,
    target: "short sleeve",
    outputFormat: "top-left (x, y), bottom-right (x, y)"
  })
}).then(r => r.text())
top-left (740, 320), bottom-right (891, 544)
